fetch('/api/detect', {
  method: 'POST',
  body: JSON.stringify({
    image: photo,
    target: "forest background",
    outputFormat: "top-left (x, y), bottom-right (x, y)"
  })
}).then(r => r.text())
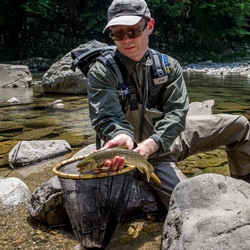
top-left (0, 0), bottom-right (250, 65)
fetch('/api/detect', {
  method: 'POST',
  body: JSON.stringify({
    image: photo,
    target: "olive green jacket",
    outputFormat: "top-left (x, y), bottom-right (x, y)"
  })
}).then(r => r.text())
top-left (87, 49), bottom-right (189, 153)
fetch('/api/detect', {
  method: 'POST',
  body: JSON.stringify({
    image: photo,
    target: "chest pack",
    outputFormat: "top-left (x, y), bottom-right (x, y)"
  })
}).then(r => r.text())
top-left (70, 45), bottom-right (170, 110)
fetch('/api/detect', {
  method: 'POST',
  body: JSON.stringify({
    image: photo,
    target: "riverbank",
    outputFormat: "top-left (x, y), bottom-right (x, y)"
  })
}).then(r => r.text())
top-left (183, 60), bottom-right (250, 76)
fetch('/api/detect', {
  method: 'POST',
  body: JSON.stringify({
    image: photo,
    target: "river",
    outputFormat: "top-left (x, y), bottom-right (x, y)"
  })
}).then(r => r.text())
top-left (0, 72), bottom-right (250, 175)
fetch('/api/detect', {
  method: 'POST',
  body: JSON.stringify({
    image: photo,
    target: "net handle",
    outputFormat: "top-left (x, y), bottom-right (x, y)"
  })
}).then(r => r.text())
top-left (52, 155), bottom-right (135, 180)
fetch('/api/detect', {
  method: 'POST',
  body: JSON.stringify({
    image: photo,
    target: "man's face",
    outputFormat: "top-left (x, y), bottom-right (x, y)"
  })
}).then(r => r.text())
top-left (110, 18), bottom-right (154, 62)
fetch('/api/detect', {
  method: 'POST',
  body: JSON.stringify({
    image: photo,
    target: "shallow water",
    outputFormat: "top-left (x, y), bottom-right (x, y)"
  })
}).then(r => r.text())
top-left (0, 73), bottom-right (250, 175)
top-left (185, 73), bottom-right (250, 118)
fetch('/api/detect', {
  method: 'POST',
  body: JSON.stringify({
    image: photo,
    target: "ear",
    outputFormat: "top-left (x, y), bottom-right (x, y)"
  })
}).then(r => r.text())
top-left (148, 18), bottom-right (155, 35)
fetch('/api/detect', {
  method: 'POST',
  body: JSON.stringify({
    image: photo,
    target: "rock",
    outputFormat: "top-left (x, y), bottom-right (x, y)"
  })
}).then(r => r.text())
top-left (187, 100), bottom-right (214, 116)
top-left (42, 40), bottom-right (107, 94)
top-left (0, 177), bottom-right (31, 212)
top-left (7, 140), bottom-right (72, 167)
top-left (7, 97), bottom-right (21, 103)
top-left (52, 99), bottom-right (64, 108)
top-left (240, 68), bottom-right (250, 76)
top-left (29, 176), bottom-right (69, 226)
top-left (161, 174), bottom-right (250, 250)
top-left (183, 61), bottom-right (250, 77)
top-left (0, 64), bottom-right (33, 88)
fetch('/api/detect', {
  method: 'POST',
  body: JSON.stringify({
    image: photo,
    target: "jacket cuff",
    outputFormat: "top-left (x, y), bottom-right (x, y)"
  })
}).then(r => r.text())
top-left (149, 134), bottom-right (164, 152)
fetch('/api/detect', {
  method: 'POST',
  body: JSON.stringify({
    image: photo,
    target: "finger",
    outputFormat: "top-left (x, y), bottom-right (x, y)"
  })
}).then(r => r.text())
top-left (110, 156), bottom-right (122, 171)
top-left (103, 159), bottom-right (112, 167)
top-left (126, 141), bottom-right (135, 150)
top-left (117, 157), bottom-right (125, 170)
top-left (101, 140), bottom-right (117, 149)
top-left (99, 166), bottom-right (110, 172)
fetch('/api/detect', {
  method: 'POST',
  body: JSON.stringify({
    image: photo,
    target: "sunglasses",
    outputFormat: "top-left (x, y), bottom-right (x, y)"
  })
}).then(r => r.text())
top-left (109, 21), bottom-right (148, 41)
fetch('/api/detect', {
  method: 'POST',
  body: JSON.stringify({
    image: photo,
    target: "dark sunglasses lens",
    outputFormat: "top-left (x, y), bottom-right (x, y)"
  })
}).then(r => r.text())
top-left (109, 26), bottom-right (145, 41)
top-left (130, 29), bottom-right (142, 39)
top-left (109, 32), bottom-right (124, 41)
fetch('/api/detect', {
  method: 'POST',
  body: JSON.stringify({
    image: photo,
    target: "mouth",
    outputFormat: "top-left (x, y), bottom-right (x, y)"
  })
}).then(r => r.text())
top-left (124, 46), bottom-right (135, 50)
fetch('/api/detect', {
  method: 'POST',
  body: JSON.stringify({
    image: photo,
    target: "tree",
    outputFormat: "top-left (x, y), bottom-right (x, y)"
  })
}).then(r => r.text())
top-left (148, 0), bottom-right (250, 48)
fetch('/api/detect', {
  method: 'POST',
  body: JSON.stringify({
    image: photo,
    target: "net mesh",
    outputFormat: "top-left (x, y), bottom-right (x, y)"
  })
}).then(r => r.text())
top-left (56, 158), bottom-right (135, 249)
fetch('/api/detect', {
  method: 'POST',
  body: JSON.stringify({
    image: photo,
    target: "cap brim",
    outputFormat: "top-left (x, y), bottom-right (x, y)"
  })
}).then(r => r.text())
top-left (103, 16), bottom-right (142, 33)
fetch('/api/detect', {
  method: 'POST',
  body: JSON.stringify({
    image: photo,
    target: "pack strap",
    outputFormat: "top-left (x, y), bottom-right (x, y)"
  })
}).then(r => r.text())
top-left (150, 49), bottom-right (165, 77)
top-left (148, 49), bottom-right (169, 101)
top-left (101, 51), bottom-right (124, 86)
top-left (102, 51), bottom-right (138, 110)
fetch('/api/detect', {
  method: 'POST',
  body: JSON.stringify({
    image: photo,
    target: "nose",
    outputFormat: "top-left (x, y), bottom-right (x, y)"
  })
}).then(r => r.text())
top-left (122, 32), bottom-right (133, 41)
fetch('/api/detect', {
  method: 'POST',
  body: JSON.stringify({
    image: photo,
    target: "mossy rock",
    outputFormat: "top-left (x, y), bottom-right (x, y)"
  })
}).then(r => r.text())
top-left (0, 140), bottom-right (19, 157)
top-left (14, 127), bottom-right (58, 141)
top-left (23, 117), bottom-right (60, 129)
top-left (179, 149), bottom-right (229, 177)
top-left (0, 122), bottom-right (24, 133)
top-left (57, 131), bottom-right (95, 148)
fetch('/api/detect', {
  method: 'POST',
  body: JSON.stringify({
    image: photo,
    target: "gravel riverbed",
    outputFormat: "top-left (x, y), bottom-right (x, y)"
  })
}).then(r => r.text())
top-left (0, 166), bottom-right (163, 250)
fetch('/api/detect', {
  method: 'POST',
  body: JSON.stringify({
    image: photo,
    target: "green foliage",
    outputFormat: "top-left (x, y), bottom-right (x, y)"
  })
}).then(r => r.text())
top-left (0, 0), bottom-right (250, 60)
top-left (78, 0), bottom-right (109, 35)
top-left (22, 0), bottom-right (59, 19)
top-left (148, 0), bottom-right (250, 48)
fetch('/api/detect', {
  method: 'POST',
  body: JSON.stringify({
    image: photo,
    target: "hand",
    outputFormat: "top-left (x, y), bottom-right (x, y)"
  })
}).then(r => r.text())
top-left (102, 134), bottom-right (135, 150)
top-left (134, 138), bottom-right (159, 159)
top-left (96, 134), bottom-right (134, 172)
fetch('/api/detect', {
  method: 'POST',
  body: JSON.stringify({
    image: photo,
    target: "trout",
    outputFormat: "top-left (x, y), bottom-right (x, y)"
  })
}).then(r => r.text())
top-left (76, 147), bottom-right (161, 184)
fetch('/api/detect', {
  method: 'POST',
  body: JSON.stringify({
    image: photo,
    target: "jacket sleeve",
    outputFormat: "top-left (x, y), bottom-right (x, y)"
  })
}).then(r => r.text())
top-left (87, 61), bottom-right (135, 143)
top-left (150, 56), bottom-right (189, 153)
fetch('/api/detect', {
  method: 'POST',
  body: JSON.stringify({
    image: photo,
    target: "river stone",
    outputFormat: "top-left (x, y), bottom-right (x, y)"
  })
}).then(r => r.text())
top-left (42, 40), bottom-right (107, 94)
top-left (7, 140), bottom-right (72, 167)
top-left (29, 176), bottom-right (69, 226)
top-left (187, 100), bottom-right (214, 116)
top-left (0, 177), bottom-right (31, 211)
top-left (161, 174), bottom-right (250, 250)
top-left (0, 64), bottom-right (33, 88)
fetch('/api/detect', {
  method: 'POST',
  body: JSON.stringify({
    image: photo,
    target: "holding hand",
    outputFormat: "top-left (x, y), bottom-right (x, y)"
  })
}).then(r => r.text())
top-left (96, 135), bottom-right (159, 172)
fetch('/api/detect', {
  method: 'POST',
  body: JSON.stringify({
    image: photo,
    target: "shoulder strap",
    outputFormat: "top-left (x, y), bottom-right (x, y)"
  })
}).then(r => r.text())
top-left (70, 45), bottom-right (117, 77)
top-left (97, 50), bottom-right (138, 110)
top-left (148, 49), bottom-right (170, 100)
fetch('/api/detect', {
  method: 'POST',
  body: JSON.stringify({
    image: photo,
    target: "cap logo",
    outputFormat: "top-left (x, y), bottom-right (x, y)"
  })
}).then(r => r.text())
top-left (113, 3), bottom-right (143, 16)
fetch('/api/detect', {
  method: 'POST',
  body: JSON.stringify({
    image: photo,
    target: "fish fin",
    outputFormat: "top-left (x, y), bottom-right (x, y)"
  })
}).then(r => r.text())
top-left (125, 164), bottom-right (137, 171)
top-left (150, 173), bottom-right (161, 184)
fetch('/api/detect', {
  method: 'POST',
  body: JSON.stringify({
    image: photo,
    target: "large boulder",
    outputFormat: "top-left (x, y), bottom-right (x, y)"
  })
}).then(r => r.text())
top-left (29, 176), bottom-right (69, 226)
top-left (0, 177), bottom-right (31, 212)
top-left (0, 64), bottom-right (33, 88)
top-left (42, 40), bottom-right (107, 94)
top-left (161, 174), bottom-right (250, 250)
top-left (5, 140), bottom-right (72, 167)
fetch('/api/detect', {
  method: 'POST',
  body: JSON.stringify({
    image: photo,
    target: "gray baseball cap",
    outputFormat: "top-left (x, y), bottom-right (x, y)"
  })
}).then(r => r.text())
top-left (103, 0), bottom-right (151, 32)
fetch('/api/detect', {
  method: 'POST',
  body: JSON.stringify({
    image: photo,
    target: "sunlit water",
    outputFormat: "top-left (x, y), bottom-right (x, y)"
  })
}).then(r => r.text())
top-left (0, 72), bottom-right (250, 157)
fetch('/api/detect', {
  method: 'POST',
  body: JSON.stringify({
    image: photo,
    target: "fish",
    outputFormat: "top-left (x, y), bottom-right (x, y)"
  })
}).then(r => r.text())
top-left (76, 147), bottom-right (161, 184)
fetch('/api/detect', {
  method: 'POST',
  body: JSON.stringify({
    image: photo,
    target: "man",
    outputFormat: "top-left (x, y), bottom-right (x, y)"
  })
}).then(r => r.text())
top-left (87, 0), bottom-right (250, 209)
